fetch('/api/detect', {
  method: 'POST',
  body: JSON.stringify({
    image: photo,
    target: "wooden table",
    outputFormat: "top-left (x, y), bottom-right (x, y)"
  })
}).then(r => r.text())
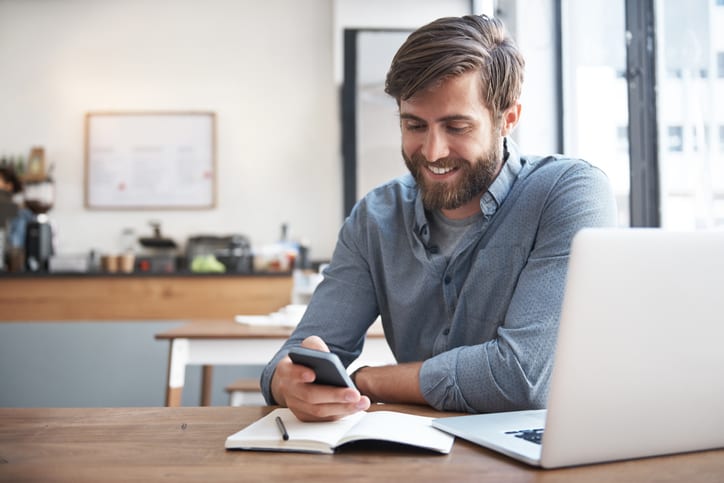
top-left (155, 319), bottom-right (395, 407)
top-left (1, 405), bottom-right (721, 482)
top-left (0, 273), bottom-right (293, 321)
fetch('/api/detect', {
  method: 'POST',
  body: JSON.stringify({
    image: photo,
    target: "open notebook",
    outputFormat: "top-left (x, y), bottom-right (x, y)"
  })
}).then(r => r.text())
top-left (433, 228), bottom-right (724, 468)
top-left (226, 407), bottom-right (453, 454)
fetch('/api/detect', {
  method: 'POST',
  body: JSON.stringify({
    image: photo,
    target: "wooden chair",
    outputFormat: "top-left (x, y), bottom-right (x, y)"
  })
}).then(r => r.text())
top-left (224, 378), bottom-right (264, 406)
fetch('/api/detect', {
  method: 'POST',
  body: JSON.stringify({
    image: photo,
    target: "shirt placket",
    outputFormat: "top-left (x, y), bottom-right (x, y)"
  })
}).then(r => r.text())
top-left (432, 260), bottom-right (457, 354)
top-left (431, 210), bottom-right (496, 355)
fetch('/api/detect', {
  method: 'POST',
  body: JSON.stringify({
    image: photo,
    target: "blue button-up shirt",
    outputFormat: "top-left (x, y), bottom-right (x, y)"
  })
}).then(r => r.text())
top-left (261, 140), bottom-right (617, 413)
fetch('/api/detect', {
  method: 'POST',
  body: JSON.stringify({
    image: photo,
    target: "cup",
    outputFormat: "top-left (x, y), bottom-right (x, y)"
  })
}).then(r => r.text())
top-left (101, 254), bottom-right (118, 273)
top-left (119, 253), bottom-right (135, 273)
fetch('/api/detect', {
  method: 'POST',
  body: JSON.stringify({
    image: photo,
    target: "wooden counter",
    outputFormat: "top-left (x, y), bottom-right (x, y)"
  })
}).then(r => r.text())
top-left (0, 273), bottom-right (293, 321)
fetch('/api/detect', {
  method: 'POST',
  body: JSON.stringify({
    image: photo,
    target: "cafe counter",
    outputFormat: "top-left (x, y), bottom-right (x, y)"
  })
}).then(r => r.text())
top-left (0, 272), bottom-right (293, 321)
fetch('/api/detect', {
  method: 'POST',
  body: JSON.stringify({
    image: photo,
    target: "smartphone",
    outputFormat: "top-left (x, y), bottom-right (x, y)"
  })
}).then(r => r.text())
top-left (287, 346), bottom-right (356, 389)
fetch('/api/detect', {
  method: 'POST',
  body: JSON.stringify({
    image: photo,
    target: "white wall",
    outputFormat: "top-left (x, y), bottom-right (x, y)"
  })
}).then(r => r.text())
top-left (0, 0), bottom-right (341, 260)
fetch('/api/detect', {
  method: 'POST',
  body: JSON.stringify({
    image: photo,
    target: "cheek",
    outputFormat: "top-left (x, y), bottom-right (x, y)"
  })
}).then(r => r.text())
top-left (465, 132), bottom-right (496, 159)
top-left (448, 140), bottom-right (480, 161)
top-left (400, 133), bottom-right (419, 157)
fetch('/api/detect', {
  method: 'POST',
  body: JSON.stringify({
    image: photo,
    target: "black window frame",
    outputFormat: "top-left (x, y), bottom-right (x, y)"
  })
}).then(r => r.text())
top-left (624, 0), bottom-right (660, 227)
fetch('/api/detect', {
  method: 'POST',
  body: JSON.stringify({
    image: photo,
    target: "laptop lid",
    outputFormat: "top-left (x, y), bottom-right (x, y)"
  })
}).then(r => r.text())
top-left (433, 228), bottom-right (724, 468)
top-left (540, 228), bottom-right (724, 467)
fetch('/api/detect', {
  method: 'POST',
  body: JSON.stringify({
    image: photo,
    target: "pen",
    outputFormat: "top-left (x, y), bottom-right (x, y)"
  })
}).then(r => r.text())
top-left (275, 415), bottom-right (289, 441)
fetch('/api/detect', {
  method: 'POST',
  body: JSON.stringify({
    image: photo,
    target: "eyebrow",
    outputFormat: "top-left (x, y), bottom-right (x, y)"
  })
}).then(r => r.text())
top-left (399, 113), bottom-right (476, 123)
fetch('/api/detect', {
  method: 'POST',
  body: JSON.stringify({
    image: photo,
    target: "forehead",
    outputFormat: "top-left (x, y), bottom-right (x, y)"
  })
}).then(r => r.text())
top-left (400, 71), bottom-right (489, 120)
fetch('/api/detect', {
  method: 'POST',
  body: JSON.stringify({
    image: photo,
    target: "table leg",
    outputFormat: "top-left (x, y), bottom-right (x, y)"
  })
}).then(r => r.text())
top-left (200, 365), bottom-right (213, 406)
top-left (165, 339), bottom-right (190, 407)
top-left (166, 387), bottom-right (183, 407)
top-left (164, 342), bottom-right (179, 406)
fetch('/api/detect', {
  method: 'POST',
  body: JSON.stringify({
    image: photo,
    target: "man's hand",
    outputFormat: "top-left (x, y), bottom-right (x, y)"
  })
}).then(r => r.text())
top-left (270, 335), bottom-right (371, 421)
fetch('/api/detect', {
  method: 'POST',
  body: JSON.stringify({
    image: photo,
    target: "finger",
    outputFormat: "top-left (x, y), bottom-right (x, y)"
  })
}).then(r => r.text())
top-left (285, 380), bottom-right (371, 421)
top-left (279, 355), bottom-right (315, 383)
top-left (271, 356), bottom-right (314, 405)
top-left (287, 395), bottom-right (371, 422)
top-left (292, 383), bottom-right (361, 405)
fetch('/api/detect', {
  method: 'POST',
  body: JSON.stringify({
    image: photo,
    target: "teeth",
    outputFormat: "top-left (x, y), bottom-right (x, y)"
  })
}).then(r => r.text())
top-left (428, 165), bottom-right (454, 175)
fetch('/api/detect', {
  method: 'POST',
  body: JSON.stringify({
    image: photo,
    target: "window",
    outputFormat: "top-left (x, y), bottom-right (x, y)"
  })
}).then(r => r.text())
top-left (657, 0), bottom-right (724, 229)
top-left (561, 0), bottom-right (630, 226)
top-left (562, 0), bottom-right (722, 228)
top-left (616, 125), bottom-right (629, 153)
top-left (667, 126), bottom-right (683, 153)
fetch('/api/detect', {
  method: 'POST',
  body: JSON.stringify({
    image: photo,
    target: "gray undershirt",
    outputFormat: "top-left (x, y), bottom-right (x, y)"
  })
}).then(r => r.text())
top-left (428, 209), bottom-right (484, 259)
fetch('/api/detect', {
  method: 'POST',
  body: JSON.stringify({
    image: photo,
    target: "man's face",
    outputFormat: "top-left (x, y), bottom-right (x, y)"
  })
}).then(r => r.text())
top-left (399, 70), bottom-right (508, 219)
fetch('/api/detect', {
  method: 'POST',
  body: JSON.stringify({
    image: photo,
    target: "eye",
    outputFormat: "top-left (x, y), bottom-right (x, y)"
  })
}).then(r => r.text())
top-left (403, 121), bottom-right (426, 132)
top-left (446, 123), bottom-right (470, 134)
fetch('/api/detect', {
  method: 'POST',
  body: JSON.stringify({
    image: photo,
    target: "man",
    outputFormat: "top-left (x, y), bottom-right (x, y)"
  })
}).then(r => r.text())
top-left (261, 14), bottom-right (616, 421)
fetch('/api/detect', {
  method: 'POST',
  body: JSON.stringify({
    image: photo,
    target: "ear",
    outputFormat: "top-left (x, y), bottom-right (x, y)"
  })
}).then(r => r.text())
top-left (500, 102), bottom-right (522, 136)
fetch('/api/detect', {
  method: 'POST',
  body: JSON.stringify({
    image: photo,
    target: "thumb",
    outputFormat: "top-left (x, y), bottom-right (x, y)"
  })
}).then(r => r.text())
top-left (301, 335), bottom-right (329, 352)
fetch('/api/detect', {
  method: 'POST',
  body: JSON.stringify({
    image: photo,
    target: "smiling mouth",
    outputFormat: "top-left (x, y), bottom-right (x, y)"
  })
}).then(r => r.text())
top-left (427, 165), bottom-right (457, 175)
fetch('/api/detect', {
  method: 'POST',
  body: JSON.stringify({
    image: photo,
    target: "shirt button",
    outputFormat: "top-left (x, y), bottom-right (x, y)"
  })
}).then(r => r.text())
top-left (443, 276), bottom-right (451, 284)
top-left (442, 328), bottom-right (450, 335)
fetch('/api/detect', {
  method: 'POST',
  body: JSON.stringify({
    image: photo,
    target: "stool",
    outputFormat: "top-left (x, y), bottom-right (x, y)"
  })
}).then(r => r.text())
top-left (225, 378), bottom-right (265, 406)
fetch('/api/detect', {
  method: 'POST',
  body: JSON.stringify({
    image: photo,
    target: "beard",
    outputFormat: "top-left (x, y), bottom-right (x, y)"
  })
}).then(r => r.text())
top-left (402, 138), bottom-right (503, 211)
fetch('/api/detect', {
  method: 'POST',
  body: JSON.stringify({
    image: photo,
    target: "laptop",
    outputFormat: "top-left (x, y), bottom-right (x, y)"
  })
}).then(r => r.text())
top-left (432, 228), bottom-right (724, 468)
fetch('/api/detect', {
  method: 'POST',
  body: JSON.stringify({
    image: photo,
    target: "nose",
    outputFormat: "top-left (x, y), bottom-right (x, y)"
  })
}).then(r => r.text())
top-left (421, 129), bottom-right (450, 162)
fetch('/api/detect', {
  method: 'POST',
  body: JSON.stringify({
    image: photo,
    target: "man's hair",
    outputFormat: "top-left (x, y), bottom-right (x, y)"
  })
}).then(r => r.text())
top-left (385, 14), bottom-right (524, 122)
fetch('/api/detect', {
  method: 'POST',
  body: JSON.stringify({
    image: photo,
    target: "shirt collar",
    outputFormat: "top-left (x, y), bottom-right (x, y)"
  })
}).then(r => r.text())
top-left (481, 137), bottom-right (522, 217)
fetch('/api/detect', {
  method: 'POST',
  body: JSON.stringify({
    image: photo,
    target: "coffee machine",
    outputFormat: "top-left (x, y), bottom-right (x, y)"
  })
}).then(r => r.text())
top-left (25, 214), bottom-right (53, 271)
top-left (24, 178), bottom-right (55, 272)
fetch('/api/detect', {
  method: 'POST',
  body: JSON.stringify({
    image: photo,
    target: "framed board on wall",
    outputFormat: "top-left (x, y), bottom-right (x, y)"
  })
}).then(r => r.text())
top-left (84, 111), bottom-right (216, 209)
